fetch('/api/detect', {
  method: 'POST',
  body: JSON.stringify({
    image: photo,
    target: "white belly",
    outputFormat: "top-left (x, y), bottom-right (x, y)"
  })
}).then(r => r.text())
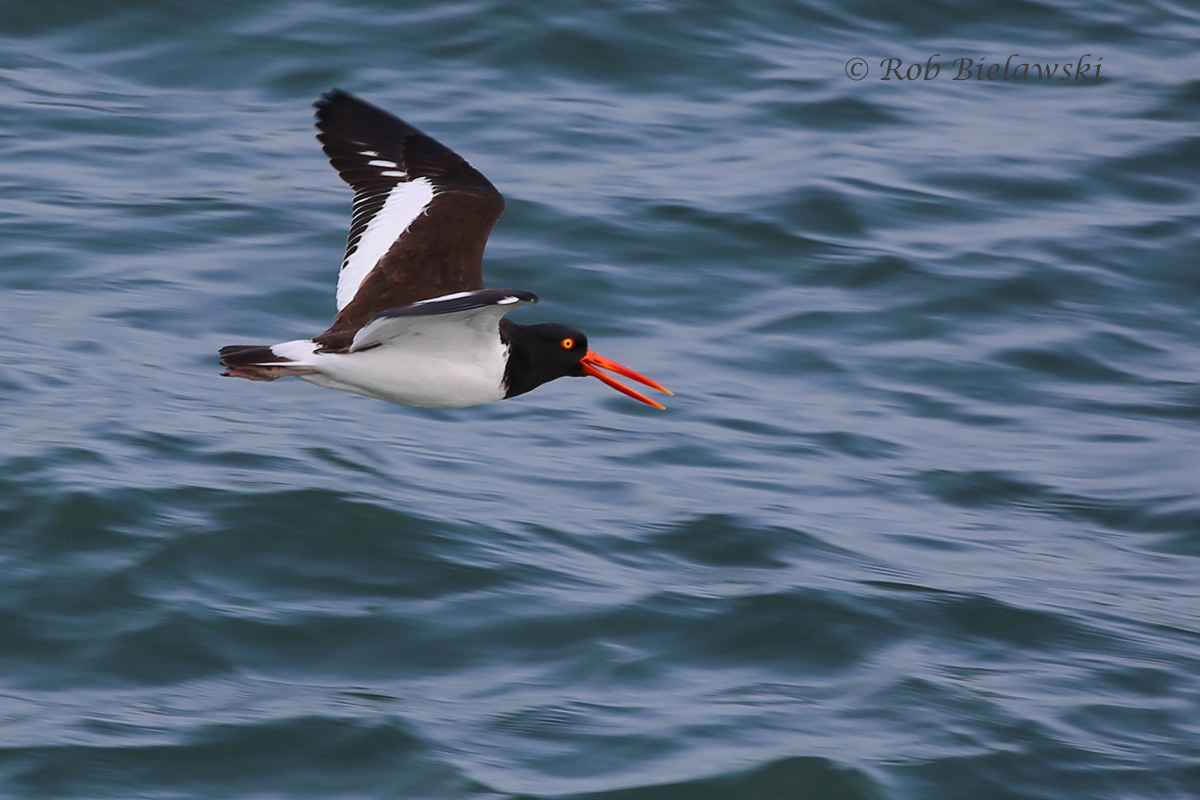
top-left (292, 341), bottom-right (509, 408)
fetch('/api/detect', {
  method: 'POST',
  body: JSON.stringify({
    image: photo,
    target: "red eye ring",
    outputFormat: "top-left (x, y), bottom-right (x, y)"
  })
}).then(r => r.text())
top-left (561, 337), bottom-right (575, 350)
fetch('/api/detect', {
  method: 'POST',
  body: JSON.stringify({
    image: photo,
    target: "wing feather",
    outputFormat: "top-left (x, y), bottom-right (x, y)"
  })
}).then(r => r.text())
top-left (348, 289), bottom-right (538, 352)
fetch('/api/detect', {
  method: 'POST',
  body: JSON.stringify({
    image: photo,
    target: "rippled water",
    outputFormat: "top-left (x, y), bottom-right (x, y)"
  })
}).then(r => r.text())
top-left (2, 1), bottom-right (1199, 798)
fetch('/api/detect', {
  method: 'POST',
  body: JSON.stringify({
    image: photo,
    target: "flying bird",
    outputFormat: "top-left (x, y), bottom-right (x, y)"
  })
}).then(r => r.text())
top-left (220, 89), bottom-right (672, 410)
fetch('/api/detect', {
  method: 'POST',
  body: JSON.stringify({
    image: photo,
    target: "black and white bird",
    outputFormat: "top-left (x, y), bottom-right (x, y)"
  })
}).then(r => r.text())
top-left (220, 89), bottom-right (671, 410)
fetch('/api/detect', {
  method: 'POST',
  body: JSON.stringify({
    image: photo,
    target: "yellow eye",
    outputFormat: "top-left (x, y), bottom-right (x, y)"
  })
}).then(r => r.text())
top-left (560, 337), bottom-right (575, 350)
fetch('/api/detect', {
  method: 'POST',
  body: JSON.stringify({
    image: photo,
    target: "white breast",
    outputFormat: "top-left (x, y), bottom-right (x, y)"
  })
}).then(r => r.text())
top-left (298, 341), bottom-right (509, 408)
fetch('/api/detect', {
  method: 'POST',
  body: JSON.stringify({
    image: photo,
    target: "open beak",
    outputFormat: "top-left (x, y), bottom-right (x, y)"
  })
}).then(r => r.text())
top-left (580, 350), bottom-right (673, 410)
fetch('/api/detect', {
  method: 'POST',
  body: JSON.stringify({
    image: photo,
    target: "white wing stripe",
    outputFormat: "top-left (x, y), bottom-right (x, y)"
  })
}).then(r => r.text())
top-left (336, 177), bottom-right (436, 311)
top-left (412, 291), bottom-right (475, 305)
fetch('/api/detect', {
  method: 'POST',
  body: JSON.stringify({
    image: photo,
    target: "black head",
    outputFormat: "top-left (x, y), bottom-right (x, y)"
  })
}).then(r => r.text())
top-left (503, 322), bottom-right (589, 398)
top-left (502, 321), bottom-right (673, 408)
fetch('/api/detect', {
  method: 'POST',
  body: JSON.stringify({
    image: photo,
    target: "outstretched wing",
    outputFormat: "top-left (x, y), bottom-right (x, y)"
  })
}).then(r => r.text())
top-left (312, 89), bottom-right (506, 352)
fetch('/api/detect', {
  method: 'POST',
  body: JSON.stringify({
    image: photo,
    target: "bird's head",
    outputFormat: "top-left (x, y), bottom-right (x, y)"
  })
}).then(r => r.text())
top-left (505, 322), bottom-right (672, 409)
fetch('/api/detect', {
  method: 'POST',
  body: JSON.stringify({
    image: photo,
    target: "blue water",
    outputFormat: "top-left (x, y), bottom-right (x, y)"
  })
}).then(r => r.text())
top-left (2, 1), bottom-right (1199, 798)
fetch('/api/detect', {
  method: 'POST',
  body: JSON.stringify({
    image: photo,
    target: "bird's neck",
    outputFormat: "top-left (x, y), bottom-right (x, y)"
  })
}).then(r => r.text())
top-left (501, 320), bottom-right (544, 399)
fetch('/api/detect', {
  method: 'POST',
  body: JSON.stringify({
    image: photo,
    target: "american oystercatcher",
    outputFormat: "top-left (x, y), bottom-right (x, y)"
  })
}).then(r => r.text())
top-left (220, 89), bottom-right (672, 410)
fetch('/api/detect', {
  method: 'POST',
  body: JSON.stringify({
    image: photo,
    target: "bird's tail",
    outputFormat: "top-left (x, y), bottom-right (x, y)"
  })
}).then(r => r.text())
top-left (219, 344), bottom-right (317, 381)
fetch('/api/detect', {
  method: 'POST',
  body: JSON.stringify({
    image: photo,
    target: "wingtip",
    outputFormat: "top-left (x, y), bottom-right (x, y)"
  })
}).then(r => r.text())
top-left (313, 87), bottom-right (353, 116)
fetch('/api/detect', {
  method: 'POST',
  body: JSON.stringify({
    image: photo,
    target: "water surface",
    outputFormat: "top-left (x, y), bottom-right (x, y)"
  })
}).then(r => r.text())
top-left (2, 1), bottom-right (1199, 798)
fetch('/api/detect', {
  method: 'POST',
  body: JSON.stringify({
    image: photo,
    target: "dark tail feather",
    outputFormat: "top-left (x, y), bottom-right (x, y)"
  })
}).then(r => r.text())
top-left (220, 345), bottom-right (277, 364)
top-left (219, 345), bottom-right (311, 381)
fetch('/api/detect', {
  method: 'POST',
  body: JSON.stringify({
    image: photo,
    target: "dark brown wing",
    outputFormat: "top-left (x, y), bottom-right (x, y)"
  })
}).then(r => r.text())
top-left (311, 89), bottom-right (505, 351)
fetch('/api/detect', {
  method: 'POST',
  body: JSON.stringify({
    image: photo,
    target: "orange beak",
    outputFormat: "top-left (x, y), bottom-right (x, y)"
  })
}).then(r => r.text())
top-left (580, 350), bottom-right (673, 410)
